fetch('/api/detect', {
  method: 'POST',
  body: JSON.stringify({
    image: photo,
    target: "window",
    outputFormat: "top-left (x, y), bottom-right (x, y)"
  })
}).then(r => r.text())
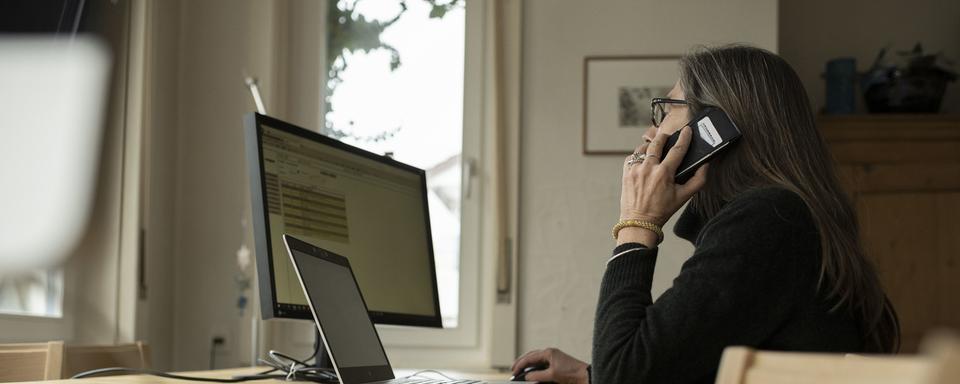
top-left (0, 269), bottom-right (63, 318)
top-left (324, 0), bottom-right (467, 329)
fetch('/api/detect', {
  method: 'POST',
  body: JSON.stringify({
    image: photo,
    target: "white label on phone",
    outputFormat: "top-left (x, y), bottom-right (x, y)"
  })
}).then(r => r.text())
top-left (697, 116), bottom-right (722, 147)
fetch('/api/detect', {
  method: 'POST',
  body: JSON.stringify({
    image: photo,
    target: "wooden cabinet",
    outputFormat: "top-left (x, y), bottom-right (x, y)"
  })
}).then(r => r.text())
top-left (820, 115), bottom-right (960, 353)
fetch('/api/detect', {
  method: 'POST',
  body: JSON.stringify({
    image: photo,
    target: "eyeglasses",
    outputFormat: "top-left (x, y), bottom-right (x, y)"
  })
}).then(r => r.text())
top-left (651, 98), bottom-right (688, 127)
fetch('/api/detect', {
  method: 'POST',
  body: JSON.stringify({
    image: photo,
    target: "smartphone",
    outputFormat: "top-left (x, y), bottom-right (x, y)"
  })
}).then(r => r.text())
top-left (660, 107), bottom-right (742, 184)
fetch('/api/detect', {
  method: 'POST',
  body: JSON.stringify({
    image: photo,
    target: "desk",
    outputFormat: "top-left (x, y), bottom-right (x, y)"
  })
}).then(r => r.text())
top-left (19, 366), bottom-right (510, 383)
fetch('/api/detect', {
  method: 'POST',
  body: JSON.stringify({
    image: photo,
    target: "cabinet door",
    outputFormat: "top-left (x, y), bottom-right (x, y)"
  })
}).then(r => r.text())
top-left (825, 116), bottom-right (960, 354)
top-left (856, 192), bottom-right (960, 352)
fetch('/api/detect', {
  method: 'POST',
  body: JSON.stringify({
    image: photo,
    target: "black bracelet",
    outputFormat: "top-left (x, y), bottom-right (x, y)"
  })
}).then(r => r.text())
top-left (586, 365), bottom-right (592, 384)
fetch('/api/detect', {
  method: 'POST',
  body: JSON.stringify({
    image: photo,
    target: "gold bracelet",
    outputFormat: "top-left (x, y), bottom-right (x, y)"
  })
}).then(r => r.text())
top-left (612, 219), bottom-right (664, 243)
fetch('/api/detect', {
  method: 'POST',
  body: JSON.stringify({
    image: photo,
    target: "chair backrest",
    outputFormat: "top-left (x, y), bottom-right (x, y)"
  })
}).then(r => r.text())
top-left (715, 347), bottom-right (934, 384)
top-left (0, 341), bottom-right (64, 382)
top-left (922, 331), bottom-right (960, 384)
top-left (61, 341), bottom-right (151, 379)
top-left (715, 333), bottom-right (960, 384)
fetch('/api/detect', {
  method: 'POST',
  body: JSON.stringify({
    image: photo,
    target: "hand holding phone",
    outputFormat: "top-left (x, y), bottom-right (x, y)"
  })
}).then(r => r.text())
top-left (660, 107), bottom-right (742, 183)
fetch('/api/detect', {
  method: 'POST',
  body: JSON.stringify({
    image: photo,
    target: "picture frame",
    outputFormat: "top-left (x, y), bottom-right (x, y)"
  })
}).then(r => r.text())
top-left (582, 55), bottom-right (681, 155)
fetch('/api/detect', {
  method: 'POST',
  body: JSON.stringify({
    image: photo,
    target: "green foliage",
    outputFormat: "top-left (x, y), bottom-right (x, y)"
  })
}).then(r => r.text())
top-left (323, 0), bottom-right (463, 142)
top-left (426, 0), bottom-right (462, 19)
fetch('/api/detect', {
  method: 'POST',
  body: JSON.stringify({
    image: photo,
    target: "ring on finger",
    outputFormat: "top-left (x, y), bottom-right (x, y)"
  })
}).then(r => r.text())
top-left (627, 153), bottom-right (647, 166)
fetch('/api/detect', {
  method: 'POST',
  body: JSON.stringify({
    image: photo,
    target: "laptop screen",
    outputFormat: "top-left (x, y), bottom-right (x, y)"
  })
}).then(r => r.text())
top-left (285, 235), bottom-right (394, 383)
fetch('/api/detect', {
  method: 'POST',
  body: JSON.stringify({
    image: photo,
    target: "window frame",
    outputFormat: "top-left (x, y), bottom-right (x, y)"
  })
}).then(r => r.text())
top-left (0, 272), bottom-right (75, 343)
top-left (369, 0), bottom-right (486, 351)
top-left (0, 0), bottom-right (145, 345)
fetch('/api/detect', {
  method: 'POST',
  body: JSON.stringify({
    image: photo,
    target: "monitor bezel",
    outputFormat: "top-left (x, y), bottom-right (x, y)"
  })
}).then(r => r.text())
top-left (244, 112), bottom-right (443, 328)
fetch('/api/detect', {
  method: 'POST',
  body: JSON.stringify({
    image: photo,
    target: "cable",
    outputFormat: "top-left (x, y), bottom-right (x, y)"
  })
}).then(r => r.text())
top-left (70, 0), bottom-right (86, 37)
top-left (268, 351), bottom-right (335, 382)
top-left (254, 366), bottom-right (279, 375)
top-left (403, 369), bottom-right (456, 380)
top-left (232, 350), bottom-right (337, 383)
top-left (72, 367), bottom-right (337, 383)
top-left (71, 367), bottom-right (258, 382)
top-left (301, 346), bottom-right (319, 365)
top-left (74, 348), bottom-right (333, 383)
top-left (254, 348), bottom-right (319, 376)
top-left (269, 350), bottom-right (311, 367)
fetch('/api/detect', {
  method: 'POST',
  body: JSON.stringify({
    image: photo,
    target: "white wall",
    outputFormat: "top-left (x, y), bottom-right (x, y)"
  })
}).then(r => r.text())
top-left (517, 0), bottom-right (778, 361)
top-left (140, 0), bottom-right (182, 371)
top-left (170, 0), bottom-right (282, 370)
top-left (134, 0), bottom-right (285, 371)
top-left (139, 0), bottom-right (325, 371)
top-left (780, 0), bottom-right (960, 114)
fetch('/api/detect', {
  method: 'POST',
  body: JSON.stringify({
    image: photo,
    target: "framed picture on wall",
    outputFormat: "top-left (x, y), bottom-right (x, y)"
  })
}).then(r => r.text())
top-left (582, 55), bottom-right (681, 155)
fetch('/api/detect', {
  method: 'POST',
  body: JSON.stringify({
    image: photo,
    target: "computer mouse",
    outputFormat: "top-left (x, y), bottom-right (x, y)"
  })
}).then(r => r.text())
top-left (510, 364), bottom-right (548, 381)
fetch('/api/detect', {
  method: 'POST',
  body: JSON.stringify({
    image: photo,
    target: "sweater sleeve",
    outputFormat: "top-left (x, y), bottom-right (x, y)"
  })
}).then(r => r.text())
top-left (591, 189), bottom-right (818, 384)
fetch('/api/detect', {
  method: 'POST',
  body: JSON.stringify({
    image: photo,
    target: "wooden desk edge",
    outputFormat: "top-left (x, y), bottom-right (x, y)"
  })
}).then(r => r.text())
top-left (17, 366), bottom-right (510, 383)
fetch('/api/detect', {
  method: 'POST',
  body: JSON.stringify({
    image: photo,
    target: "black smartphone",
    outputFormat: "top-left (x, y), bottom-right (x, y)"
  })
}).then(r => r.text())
top-left (660, 107), bottom-right (742, 184)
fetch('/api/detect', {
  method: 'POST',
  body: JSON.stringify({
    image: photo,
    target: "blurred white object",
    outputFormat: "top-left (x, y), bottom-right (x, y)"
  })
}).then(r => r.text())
top-left (0, 36), bottom-right (110, 274)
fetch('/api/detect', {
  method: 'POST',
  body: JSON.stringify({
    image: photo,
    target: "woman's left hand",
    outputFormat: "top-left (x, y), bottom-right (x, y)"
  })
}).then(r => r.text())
top-left (620, 126), bottom-right (709, 229)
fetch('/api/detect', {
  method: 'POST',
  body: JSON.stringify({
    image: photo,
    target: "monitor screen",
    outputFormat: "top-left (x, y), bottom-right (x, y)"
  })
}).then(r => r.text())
top-left (244, 113), bottom-right (442, 327)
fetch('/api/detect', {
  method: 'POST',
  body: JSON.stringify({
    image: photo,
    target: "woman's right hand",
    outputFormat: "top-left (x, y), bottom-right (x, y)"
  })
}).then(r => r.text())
top-left (511, 348), bottom-right (589, 384)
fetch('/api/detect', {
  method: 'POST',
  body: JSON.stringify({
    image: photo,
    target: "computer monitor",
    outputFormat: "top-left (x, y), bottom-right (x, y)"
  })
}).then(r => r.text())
top-left (244, 112), bottom-right (442, 328)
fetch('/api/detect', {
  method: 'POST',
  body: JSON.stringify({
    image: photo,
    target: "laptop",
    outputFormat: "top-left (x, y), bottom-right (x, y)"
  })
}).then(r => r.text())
top-left (283, 234), bottom-right (518, 384)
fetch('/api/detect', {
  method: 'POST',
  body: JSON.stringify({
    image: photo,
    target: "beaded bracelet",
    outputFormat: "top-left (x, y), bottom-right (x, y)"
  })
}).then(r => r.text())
top-left (612, 219), bottom-right (664, 244)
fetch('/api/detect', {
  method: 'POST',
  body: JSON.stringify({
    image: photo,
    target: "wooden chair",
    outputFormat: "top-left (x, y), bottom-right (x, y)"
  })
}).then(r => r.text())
top-left (922, 331), bottom-right (960, 384)
top-left (61, 341), bottom-right (151, 379)
top-left (714, 333), bottom-right (960, 384)
top-left (0, 341), bottom-right (64, 382)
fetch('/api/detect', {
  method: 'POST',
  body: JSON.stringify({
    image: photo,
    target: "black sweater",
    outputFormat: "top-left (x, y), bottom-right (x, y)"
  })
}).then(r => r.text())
top-left (591, 187), bottom-right (863, 384)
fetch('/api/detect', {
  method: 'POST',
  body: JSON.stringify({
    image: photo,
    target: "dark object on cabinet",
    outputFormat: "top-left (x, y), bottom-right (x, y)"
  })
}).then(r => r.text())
top-left (861, 44), bottom-right (957, 113)
top-left (825, 58), bottom-right (857, 114)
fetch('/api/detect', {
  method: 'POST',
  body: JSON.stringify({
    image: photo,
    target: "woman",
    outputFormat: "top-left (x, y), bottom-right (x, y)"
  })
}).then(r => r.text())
top-left (511, 45), bottom-right (899, 384)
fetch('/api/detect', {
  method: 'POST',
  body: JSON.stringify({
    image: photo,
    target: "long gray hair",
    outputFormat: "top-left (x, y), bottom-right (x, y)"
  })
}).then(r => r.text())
top-left (679, 45), bottom-right (899, 353)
